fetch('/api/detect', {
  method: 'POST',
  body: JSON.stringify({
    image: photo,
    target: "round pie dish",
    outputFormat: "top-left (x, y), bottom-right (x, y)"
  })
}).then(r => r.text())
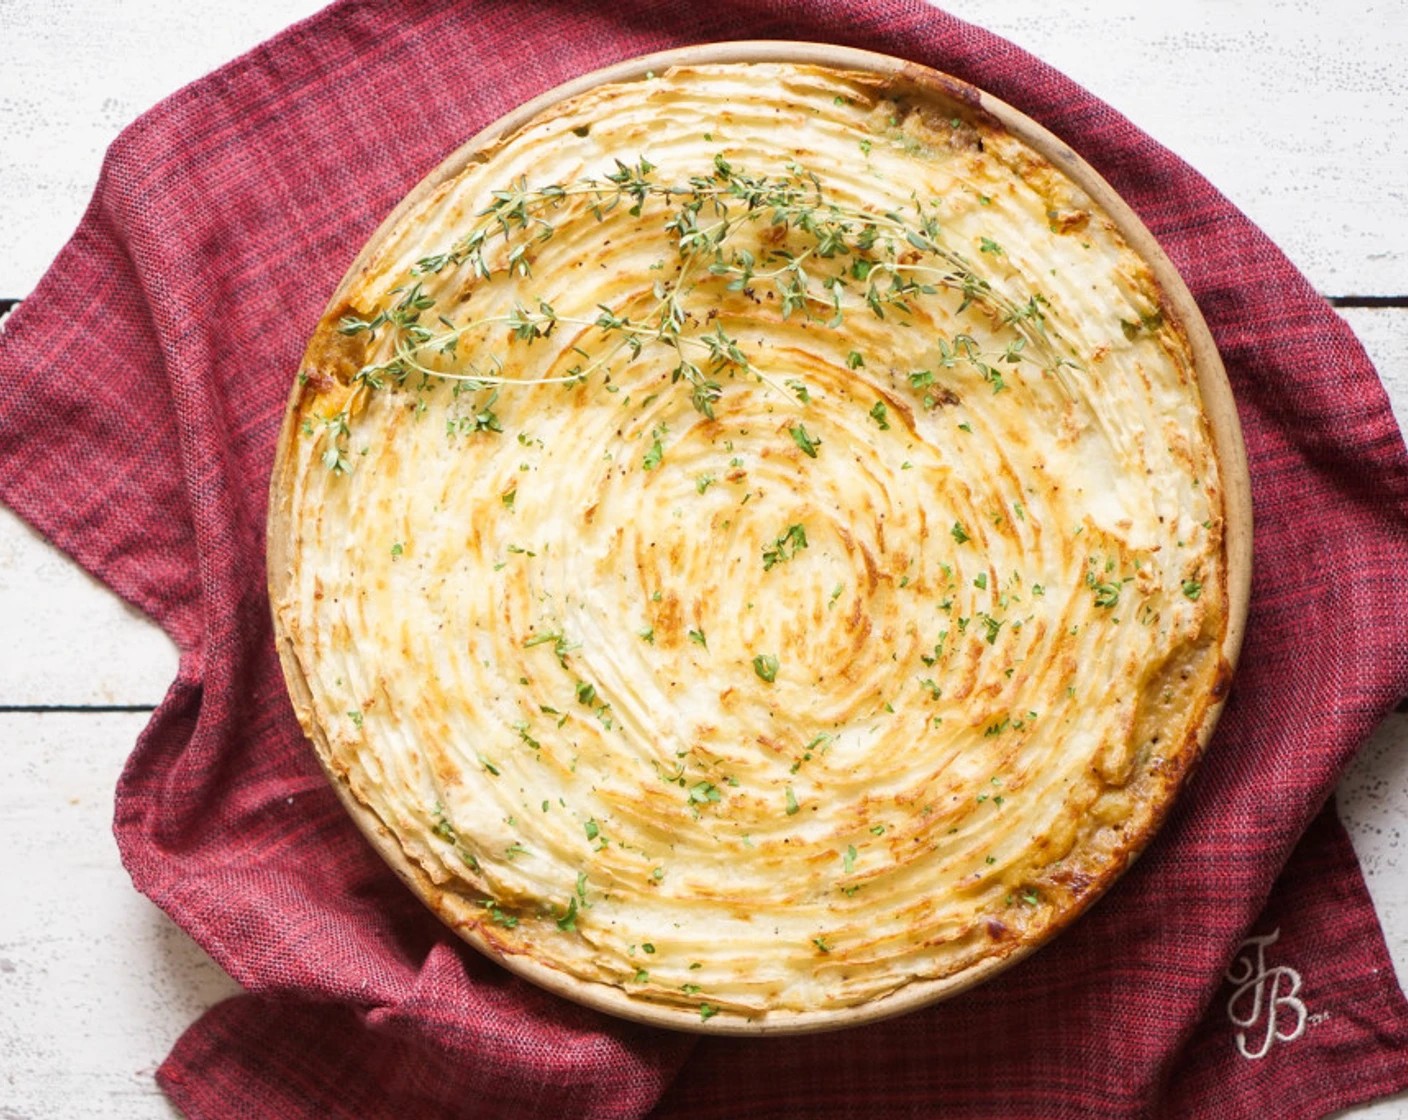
top-left (267, 42), bottom-right (1251, 1034)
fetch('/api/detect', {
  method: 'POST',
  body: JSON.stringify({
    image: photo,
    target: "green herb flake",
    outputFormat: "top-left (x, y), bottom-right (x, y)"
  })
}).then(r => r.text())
top-left (1182, 580), bottom-right (1203, 600)
top-left (689, 781), bottom-right (722, 805)
top-left (785, 786), bottom-right (800, 816)
top-left (484, 901), bottom-right (518, 928)
top-left (688, 627), bottom-right (708, 648)
top-left (868, 400), bottom-right (891, 430)
top-left (1090, 578), bottom-right (1121, 609)
top-left (753, 653), bottom-right (780, 683)
top-left (642, 427), bottom-right (665, 471)
top-left (555, 896), bottom-right (578, 932)
top-left (951, 521), bottom-right (971, 544)
top-left (762, 523), bottom-right (809, 571)
top-left (843, 844), bottom-right (858, 874)
top-left (789, 423), bottom-right (821, 458)
top-left (847, 350), bottom-right (866, 369)
top-left (699, 1003), bottom-right (719, 1021)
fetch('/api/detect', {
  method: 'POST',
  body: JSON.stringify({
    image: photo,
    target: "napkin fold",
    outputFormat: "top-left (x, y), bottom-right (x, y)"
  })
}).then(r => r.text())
top-left (2, 1), bottom-right (1406, 1116)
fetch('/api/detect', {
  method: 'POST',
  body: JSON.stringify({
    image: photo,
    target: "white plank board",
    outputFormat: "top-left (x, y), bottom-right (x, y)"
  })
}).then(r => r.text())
top-left (938, 0), bottom-right (1408, 297)
top-left (1340, 713), bottom-right (1408, 986)
top-left (0, 0), bottom-right (329, 299)
top-left (1, 705), bottom-right (1402, 1117)
top-left (0, 712), bottom-right (241, 1119)
top-left (1, 1), bottom-right (1404, 299)
top-left (1341, 306), bottom-right (1408, 437)
top-left (3, 307), bottom-right (1396, 709)
top-left (0, 506), bottom-right (179, 707)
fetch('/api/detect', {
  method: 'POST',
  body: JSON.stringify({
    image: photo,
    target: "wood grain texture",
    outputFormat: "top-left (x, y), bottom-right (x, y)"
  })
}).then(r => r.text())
top-left (939, 0), bottom-right (1408, 297)
top-left (1340, 306), bottom-right (1408, 436)
top-left (0, 713), bottom-right (241, 1120)
top-left (1340, 714), bottom-right (1408, 986)
top-left (0, 0), bottom-right (330, 298)
top-left (0, 507), bottom-right (178, 707)
top-left (0, 1), bottom-right (1404, 1116)
top-left (1, 2), bottom-right (1405, 298)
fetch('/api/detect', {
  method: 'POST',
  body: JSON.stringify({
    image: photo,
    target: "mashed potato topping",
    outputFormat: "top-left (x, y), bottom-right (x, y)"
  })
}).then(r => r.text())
top-left (270, 60), bottom-right (1233, 1030)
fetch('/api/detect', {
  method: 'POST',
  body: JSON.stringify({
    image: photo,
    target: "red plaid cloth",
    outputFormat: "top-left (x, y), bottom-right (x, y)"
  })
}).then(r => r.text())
top-left (2, 2), bottom-right (1407, 1116)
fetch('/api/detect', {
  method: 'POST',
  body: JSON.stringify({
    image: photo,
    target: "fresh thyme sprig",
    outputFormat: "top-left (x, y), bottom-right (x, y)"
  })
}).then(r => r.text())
top-left (313, 154), bottom-right (1079, 472)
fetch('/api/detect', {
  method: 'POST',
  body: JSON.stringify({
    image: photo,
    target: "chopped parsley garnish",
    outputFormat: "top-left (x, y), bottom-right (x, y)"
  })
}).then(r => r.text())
top-left (789, 423), bottom-right (821, 458)
top-left (689, 781), bottom-right (722, 805)
top-left (1089, 576), bottom-right (1121, 608)
top-left (752, 653), bottom-right (780, 683)
top-left (642, 426), bottom-right (665, 471)
top-left (483, 901), bottom-right (518, 928)
top-left (555, 896), bottom-right (579, 932)
top-left (762, 523), bottom-right (809, 570)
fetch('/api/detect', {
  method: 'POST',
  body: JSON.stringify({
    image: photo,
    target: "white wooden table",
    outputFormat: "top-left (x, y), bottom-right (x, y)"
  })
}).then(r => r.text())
top-left (1, 2), bottom-right (1404, 1115)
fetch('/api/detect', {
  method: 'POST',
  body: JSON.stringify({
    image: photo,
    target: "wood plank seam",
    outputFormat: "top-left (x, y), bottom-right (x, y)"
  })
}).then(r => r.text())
top-left (0, 704), bottom-right (158, 714)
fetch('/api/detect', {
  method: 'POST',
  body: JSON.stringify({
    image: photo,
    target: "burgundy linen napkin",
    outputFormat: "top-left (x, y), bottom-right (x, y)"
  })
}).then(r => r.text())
top-left (2, 1), bottom-right (1407, 1116)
